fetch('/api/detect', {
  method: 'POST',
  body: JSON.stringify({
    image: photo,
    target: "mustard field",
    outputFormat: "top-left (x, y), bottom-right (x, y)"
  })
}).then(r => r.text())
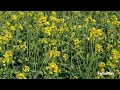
top-left (0, 11), bottom-right (120, 79)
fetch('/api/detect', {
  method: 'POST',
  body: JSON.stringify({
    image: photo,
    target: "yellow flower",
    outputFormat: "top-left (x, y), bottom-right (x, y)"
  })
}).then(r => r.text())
top-left (11, 15), bottom-right (17, 21)
top-left (16, 73), bottom-right (26, 79)
top-left (90, 27), bottom-right (104, 38)
top-left (96, 44), bottom-right (103, 52)
top-left (98, 62), bottom-right (105, 68)
top-left (71, 32), bottom-right (75, 38)
top-left (74, 76), bottom-right (78, 79)
top-left (49, 71), bottom-right (53, 74)
top-left (86, 37), bottom-right (90, 41)
top-left (17, 40), bottom-right (22, 44)
top-left (2, 57), bottom-right (10, 64)
top-left (91, 19), bottom-right (96, 23)
top-left (5, 22), bottom-right (10, 26)
top-left (84, 18), bottom-right (89, 23)
top-left (111, 49), bottom-right (120, 60)
top-left (23, 66), bottom-right (30, 72)
top-left (39, 38), bottom-right (49, 44)
top-left (42, 27), bottom-right (52, 36)
top-left (107, 30), bottom-right (113, 34)
top-left (3, 50), bottom-right (13, 58)
top-left (106, 44), bottom-right (112, 51)
top-left (50, 39), bottom-right (57, 46)
top-left (63, 53), bottom-right (69, 60)
top-left (49, 50), bottom-right (60, 58)
top-left (46, 61), bottom-right (60, 74)
top-left (100, 68), bottom-right (105, 72)
top-left (110, 15), bottom-right (118, 21)
top-left (10, 26), bottom-right (16, 31)
top-left (20, 45), bottom-right (27, 49)
top-left (18, 24), bottom-right (23, 30)
top-left (77, 25), bottom-right (82, 29)
top-left (51, 11), bottom-right (56, 16)
top-left (73, 38), bottom-right (80, 46)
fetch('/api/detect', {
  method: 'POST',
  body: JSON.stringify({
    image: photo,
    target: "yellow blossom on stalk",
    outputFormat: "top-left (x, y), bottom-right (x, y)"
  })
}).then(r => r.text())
top-left (11, 15), bottom-right (17, 21)
top-left (5, 22), bottom-right (10, 26)
top-left (86, 37), bottom-right (90, 41)
top-left (50, 39), bottom-right (57, 46)
top-left (73, 38), bottom-right (80, 46)
top-left (38, 16), bottom-right (47, 23)
top-left (49, 50), bottom-right (60, 58)
top-left (98, 62), bottom-right (105, 68)
top-left (74, 76), bottom-right (78, 79)
top-left (51, 11), bottom-right (56, 16)
top-left (111, 49), bottom-right (120, 60)
top-left (110, 15), bottom-right (118, 21)
top-left (106, 44), bottom-right (112, 51)
top-left (49, 16), bottom-right (57, 21)
top-left (16, 73), bottom-right (26, 79)
top-left (115, 70), bottom-right (120, 74)
top-left (84, 18), bottom-right (89, 23)
top-left (71, 32), bottom-right (75, 38)
top-left (90, 27), bottom-right (104, 39)
top-left (17, 40), bottom-right (22, 44)
top-left (95, 44), bottom-right (103, 52)
top-left (112, 21), bottom-right (120, 27)
top-left (39, 38), bottom-right (49, 44)
top-left (77, 25), bottom-right (82, 29)
top-left (91, 19), bottom-right (96, 23)
top-left (60, 18), bottom-right (64, 23)
top-left (2, 50), bottom-right (12, 64)
top-left (3, 50), bottom-right (12, 58)
top-left (52, 47), bottom-right (57, 50)
top-left (46, 61), bottom-right (60, 74)
top-left (100, 68), bottom-right (105, 73)
top-left (107, 30), bottom-right (113, 34)
top-left (10, 26), bottom-right (16, 31)
top-left (106, 19), bottom-right (110, 24)
top-left (63, 53), bottom-right (69, 61)
top-left (106, 60), bottom-right (116, 68)
top-left (20, 44), bottom-right (27, 49)
top-left (50, 23), bottom-right (57, 30)
top-left (2, 57), bottom-right (10, 64)
top-left (18, 24), bottom-right (23, 30)
top-left (42, 26), bottom-right (52, 36)
top-left (19, 12), bottom-right (24, 16)
top-left (44, 21), bottom-right (50, 26)
top-left (23, 66), bottom-right (30, 72)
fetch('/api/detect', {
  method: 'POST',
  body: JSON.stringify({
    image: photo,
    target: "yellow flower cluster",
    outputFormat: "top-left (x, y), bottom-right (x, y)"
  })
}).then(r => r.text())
top-left (112, 21), bottom-right (120, 27)
top-left (73, 38), bottom-right (80, 46)
top-left (84, 16), bottom-right (96, 23)
top-left (98, 62), bottom-right (105, 68)
top-left (90, 27), bottom-right (104, 39)
top-left (23, 66), bottom-right (30, 72)
top-left (46, 61), bottom-right (60, 74)
top-left (63, 53), bottom-right (69, 61)
top-left (16, 73), bottom-right (26, 79)
top-left (49, 50), bottom-right (60, 58)
top-left (13, 43), bottom-right (27, 51)
top-left (110, 15), bottom-right (118, 21)
top-left (11, 15), bottom-right (17, 21)
top-left (39, 38), bottom-right (50, 44)
top-left (95, 44), bottom-right (103, 52)
top-left (111, 49), bottom-right (120, 61)
top-left (0, 31), bottom-right (12, 44)
top-left (2, 50), bottom-right (13, 64)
